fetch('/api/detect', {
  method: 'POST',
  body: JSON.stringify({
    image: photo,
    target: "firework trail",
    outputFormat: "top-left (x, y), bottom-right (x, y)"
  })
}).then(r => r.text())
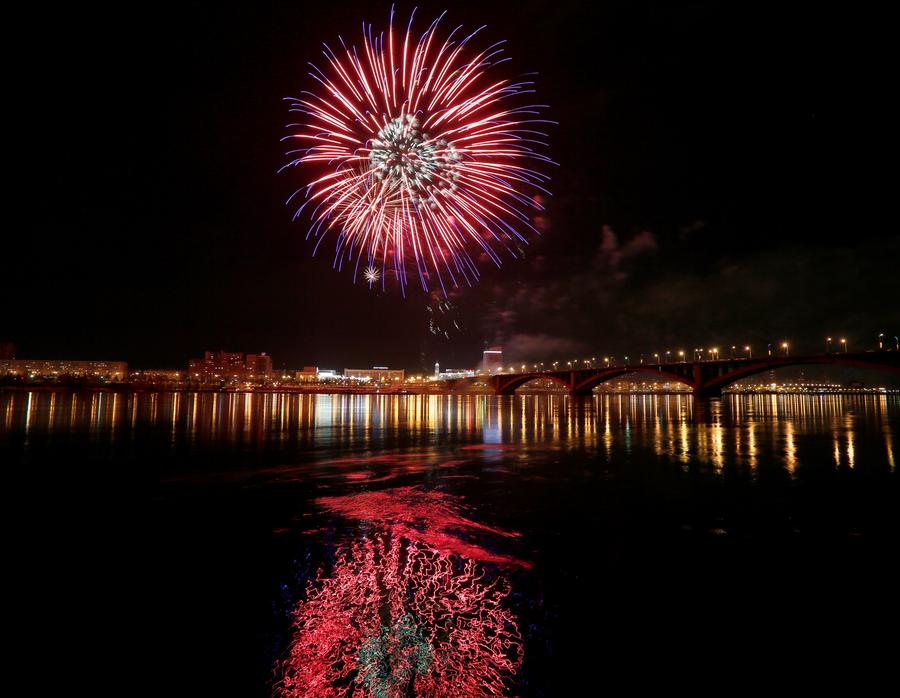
top-left (281, 8), bottom-right (553, 295)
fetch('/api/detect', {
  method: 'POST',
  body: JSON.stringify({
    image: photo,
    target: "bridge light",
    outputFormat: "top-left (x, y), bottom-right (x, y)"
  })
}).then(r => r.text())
top-left (745, 345), bottom-right (752, 359)
top-left (840, 338), bottom-right (847, 353)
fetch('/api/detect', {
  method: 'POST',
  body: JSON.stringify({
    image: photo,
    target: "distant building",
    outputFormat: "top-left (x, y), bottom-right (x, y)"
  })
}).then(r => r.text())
top-left (439, 368), bottom-right (475, 379)
top-left (131, 369), bottom-right (184, 384)
top-left (0, 341), bottom-right (14, 360)
top-left (344, 367), bottom-right (405, 382)
top-left (1, 359), bottom-right (127, 381)
top-left (434, 362), bottom-right (440, 378)
top-left (295, 366), bottom-right (319, 382)
top-left (187, 350), bottom-right (273, 383)
top-left (482, 347), bottom-right (503, 374)
top-left (245, 353), bottom-right (273, 378)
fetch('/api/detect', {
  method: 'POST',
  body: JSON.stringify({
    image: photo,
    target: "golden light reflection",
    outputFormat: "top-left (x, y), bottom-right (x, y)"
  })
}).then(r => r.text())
top-left (784, 419), bottom-right (797, 474)
top-left (0, 392), bottom-right (897, 476)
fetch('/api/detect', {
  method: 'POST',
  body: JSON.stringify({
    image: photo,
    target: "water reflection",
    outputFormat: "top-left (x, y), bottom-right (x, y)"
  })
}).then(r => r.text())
top-left (1, 391), bottom-right (897, 476)
top-left (278, 487), bottom-right (523, 697)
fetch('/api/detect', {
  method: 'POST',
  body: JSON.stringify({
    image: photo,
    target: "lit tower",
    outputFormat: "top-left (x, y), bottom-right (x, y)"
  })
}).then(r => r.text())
top-left (482, 347), bottom-right (503, 375)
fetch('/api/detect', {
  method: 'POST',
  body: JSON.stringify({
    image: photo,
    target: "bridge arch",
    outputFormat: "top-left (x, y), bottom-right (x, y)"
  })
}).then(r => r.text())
top-left (496, 372), bottom-right (572, 395)
top-left (702, 356), bottom-right (900, 393)
top-left (573, 366), bottom-right (694, 395)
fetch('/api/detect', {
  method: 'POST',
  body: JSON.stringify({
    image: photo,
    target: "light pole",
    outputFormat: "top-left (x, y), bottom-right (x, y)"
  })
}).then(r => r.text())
top-left (826, 337), bottom-right (832, 353)
top-left (624, 355), bottom-right (630, 366)
top-left (781, 342), bottom-right (789, 357)
top-left (711, 347), bottom-right (719, 361)
top-left (665, 350), bottom-right (671, 362)
top-left (604, 357), bottom-right (610, 368)
top-left (840, 338), bottom-right (847, 353)
top-left (879, 333), bottom-right (884, 350)
top-left (654, 353), bottom-right (660, 364)
top-left (679, 350), bottom-right (685, 363)
top-left (745, 345), bottom-right (752, 359)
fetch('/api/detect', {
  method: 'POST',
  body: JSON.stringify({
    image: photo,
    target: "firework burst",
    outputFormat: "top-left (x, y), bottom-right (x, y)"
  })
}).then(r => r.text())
top-left (281, 8), bottom-right (553, 295)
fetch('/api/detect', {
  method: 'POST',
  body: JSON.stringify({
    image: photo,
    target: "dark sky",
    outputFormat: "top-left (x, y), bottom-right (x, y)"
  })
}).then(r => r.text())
top-left (6, 1), bottom-right (897, 370)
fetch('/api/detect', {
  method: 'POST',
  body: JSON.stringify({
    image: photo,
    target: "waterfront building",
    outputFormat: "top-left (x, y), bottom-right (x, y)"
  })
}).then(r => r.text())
top-left (344, 367), bottom-right (405, 382)
top-left (0, 359), bottom-right (128, 381)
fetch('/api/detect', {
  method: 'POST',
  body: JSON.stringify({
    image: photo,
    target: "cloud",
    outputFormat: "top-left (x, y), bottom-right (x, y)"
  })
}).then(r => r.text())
top-left (502, 333), bottom-right (586, 362)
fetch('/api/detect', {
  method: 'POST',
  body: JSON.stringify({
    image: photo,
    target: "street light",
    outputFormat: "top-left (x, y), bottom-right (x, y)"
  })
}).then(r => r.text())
top-left (624, 355), bottom-right (630, 366)
top-left (604, 357), bottom-right (610, 367)
top-left (745, 345), bottom-right (752, 359)
top-left (781, 342), bottom-right (789, 357)
top-left (678, 350), bottom-right (685, 363)
top-left (730, 345), bottom-right (736, 359)
top-left (654, 353), bottom-right (659, 363)
top-left (840, 338), bottom-right (847, 353)
top-left (879, 333), bottom-right (884, 350)
top-left (826, 337), bottom-right (832, 353)
top-left (665, 350), bottom-right (671, 362)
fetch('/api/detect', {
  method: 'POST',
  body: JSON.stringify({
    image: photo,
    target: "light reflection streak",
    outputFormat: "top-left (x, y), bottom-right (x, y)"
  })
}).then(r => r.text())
top-left (0, 392), bottom-right (897, 476)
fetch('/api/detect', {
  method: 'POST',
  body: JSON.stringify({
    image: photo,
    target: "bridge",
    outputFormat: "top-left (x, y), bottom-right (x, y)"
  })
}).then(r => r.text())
top-left (479, 351), bottom-right (900, 397)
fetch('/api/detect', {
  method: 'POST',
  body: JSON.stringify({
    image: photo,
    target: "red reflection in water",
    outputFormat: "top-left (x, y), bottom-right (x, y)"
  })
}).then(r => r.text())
top-left (316, 486), bottom-right (530, 569)
top-left (278, 533), bottom-right (523, 697)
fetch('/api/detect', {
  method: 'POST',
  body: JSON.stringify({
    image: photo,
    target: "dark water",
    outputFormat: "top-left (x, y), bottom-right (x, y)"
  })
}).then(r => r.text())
top-left (4, 391), bottom-right (899, 695)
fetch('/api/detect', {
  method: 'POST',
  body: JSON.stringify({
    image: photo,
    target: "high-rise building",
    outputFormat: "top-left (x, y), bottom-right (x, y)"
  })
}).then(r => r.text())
top-left (434, 362), bottom-right (440, 378)
top-left (245, 353), bottom-right (273, 377)
top-left (482, 347), bottom-right (503, 374)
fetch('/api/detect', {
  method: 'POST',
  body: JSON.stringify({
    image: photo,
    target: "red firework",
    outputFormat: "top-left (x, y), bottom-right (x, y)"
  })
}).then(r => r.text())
top-left (281, 8), bottom-right (552, 294)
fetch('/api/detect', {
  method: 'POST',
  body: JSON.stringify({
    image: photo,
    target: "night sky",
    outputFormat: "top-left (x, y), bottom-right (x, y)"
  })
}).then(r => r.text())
top-left (7, 1), bottom-right (897, 370)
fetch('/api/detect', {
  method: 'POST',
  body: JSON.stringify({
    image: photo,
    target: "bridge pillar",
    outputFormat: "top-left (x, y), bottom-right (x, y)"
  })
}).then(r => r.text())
top-left (693, 385), bottom-right (722, 399)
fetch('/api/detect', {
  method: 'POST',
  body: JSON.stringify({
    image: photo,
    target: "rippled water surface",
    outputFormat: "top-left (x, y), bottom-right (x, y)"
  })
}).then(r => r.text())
top-left (4, 391), bottom-right (898, 695)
